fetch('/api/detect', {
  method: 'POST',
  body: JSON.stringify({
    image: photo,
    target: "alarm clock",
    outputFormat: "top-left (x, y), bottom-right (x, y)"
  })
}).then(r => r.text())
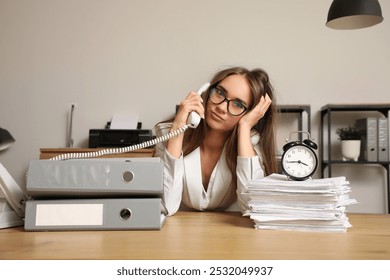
top-left (281, 131), bottom-right (318, 181)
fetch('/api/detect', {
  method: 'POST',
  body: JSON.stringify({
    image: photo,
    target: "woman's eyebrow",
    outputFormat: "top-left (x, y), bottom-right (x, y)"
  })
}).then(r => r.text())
top-left (216, 85), bottom-right (227, 94)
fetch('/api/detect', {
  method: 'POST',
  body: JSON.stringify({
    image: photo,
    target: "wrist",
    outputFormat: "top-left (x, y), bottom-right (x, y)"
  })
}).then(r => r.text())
top-left (237, 124), bottom-right (256, 157)
top-left (238, 123), bottom-right (252, 135)
top-left (171, 121), bottom-right (187, 131)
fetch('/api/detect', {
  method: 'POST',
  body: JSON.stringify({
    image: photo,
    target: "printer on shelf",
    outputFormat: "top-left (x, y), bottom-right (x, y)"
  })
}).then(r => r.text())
top-left (89, 129), bottom-right (154, 148)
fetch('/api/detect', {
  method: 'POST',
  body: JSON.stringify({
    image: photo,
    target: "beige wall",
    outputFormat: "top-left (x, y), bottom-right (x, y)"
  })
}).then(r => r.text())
top-left (1, 0), bottom-right (389, 213)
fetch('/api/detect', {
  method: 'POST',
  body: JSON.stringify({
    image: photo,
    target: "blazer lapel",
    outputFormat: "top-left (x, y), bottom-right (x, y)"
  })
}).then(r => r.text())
top-left (207, 145), bottom-right (233, 208)
top-left (183, 148), bottom-right (204, 210)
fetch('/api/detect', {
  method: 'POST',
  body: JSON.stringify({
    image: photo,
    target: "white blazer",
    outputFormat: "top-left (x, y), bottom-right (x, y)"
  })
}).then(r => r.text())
top-left (155, 124), bottom-right (266, 216)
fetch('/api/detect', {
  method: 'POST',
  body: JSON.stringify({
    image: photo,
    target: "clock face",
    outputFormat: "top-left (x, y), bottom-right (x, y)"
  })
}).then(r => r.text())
top-left (281, 144), bottom-right (318, 180)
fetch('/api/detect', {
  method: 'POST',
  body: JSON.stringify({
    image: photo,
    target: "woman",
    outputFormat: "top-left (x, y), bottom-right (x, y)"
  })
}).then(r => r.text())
top-left (155, 66), bottom-right (278, 216)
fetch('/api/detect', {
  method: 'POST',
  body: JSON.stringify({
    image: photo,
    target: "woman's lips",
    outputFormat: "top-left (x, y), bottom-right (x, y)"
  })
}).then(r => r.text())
top-left (210, 111), bottom-right (225, 121)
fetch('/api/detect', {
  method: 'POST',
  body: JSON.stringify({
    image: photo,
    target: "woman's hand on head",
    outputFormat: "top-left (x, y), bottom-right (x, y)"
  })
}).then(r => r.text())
top-left (173, 91), bottom-right (205, 129)
top-left (238, 93), bottom-right (272, 130)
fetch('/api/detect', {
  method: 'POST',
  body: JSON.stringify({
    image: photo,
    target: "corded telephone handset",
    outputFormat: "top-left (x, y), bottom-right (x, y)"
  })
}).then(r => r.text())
top-left (51, 83), bottom-right (211, 160)
top-left (186, 82), bottom-right (210, 128)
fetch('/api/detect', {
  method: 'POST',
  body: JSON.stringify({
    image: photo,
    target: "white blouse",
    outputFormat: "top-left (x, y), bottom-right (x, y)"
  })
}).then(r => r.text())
top-left (154, 124), bottom-right (265, 216)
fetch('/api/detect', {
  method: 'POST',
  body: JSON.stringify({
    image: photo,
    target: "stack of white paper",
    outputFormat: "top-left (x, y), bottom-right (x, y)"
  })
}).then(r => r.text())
top-left (242, 174), bottom-right (357, 232)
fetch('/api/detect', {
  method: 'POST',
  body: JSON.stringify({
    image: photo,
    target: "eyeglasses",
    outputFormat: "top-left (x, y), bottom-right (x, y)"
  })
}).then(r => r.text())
top-left (209, 87), bottom-right (248, 116)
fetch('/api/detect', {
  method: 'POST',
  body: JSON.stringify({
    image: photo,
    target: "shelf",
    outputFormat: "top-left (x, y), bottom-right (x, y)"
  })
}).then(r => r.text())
top-left (322, 160), bottom-right (390, 165)
top-left (40, 148), bottom-right (155, 160)
top-left (321, 104), bottom-right (390, 117)
top-left (320, 103), bottom-right (390, 213)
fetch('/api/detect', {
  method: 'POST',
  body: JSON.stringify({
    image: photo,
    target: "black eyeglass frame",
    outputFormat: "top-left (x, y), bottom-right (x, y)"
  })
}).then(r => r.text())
top-left (208, 87), bottom-right (248, 116)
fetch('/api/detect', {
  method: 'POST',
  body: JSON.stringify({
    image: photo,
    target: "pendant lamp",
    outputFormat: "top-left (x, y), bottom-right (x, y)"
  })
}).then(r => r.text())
top-left (0, 128), bottom-right (15, 151)
top-left (326, 0), bottom-right (383, 29)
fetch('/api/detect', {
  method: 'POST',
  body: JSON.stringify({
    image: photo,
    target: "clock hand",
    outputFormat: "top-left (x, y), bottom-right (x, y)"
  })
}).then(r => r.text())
top-left (298, 160), bottom-right (309, 166)
top-left (287, 160), bottom-right (309, 166)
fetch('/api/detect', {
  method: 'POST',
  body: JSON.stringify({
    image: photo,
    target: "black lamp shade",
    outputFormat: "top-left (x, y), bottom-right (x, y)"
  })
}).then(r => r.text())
top-left (0, 128), bottom-right (15, 151)
top-left (326, 0), bottom-right (384, 29)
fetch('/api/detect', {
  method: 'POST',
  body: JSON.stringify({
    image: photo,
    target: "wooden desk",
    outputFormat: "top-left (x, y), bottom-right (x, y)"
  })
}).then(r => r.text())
top-left (0, 212), bottom-right (389, 260)
top-left (39, 148), bottom-right (155, 160)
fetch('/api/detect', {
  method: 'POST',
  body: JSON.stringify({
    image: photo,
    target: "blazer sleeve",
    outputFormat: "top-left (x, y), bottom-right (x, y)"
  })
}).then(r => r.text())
top-left (154, 122), bottom-right (185, 216)
top-left (155, 144), bottom-right (184, 216)
top-left (236, 140), bottom-right (265, 214)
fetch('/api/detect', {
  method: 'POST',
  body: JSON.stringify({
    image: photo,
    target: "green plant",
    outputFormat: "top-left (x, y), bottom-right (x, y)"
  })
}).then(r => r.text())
top-left (336, 125), bottom-right (363, 140)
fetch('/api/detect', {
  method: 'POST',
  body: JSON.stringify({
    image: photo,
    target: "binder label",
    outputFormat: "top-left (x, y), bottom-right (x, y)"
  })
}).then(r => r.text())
top-left (35, 204), bottom-right (103, 226)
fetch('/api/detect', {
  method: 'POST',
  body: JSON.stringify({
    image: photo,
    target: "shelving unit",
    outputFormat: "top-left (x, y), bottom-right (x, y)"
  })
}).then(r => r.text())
top-left (277, 105), bottom-right (311, 132)
top-left (320, 104), bottom-right (390, 213)
top-left (277, 105), bottom-right (311, 142)
top-left (274, 105), bottom-right (311, 173)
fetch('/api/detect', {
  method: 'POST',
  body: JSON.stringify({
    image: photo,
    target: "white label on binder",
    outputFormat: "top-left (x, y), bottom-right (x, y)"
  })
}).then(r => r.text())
top-left (35, 204), bottom-right (103, 226)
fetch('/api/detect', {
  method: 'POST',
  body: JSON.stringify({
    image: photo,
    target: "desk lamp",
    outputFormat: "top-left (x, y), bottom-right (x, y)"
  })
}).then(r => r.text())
top-left (0, 128), bottom-right (15, 151)
top-left (326, 0), bottom-right (384, 29)
top-left (0, 128), bottom-right (25, 228)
